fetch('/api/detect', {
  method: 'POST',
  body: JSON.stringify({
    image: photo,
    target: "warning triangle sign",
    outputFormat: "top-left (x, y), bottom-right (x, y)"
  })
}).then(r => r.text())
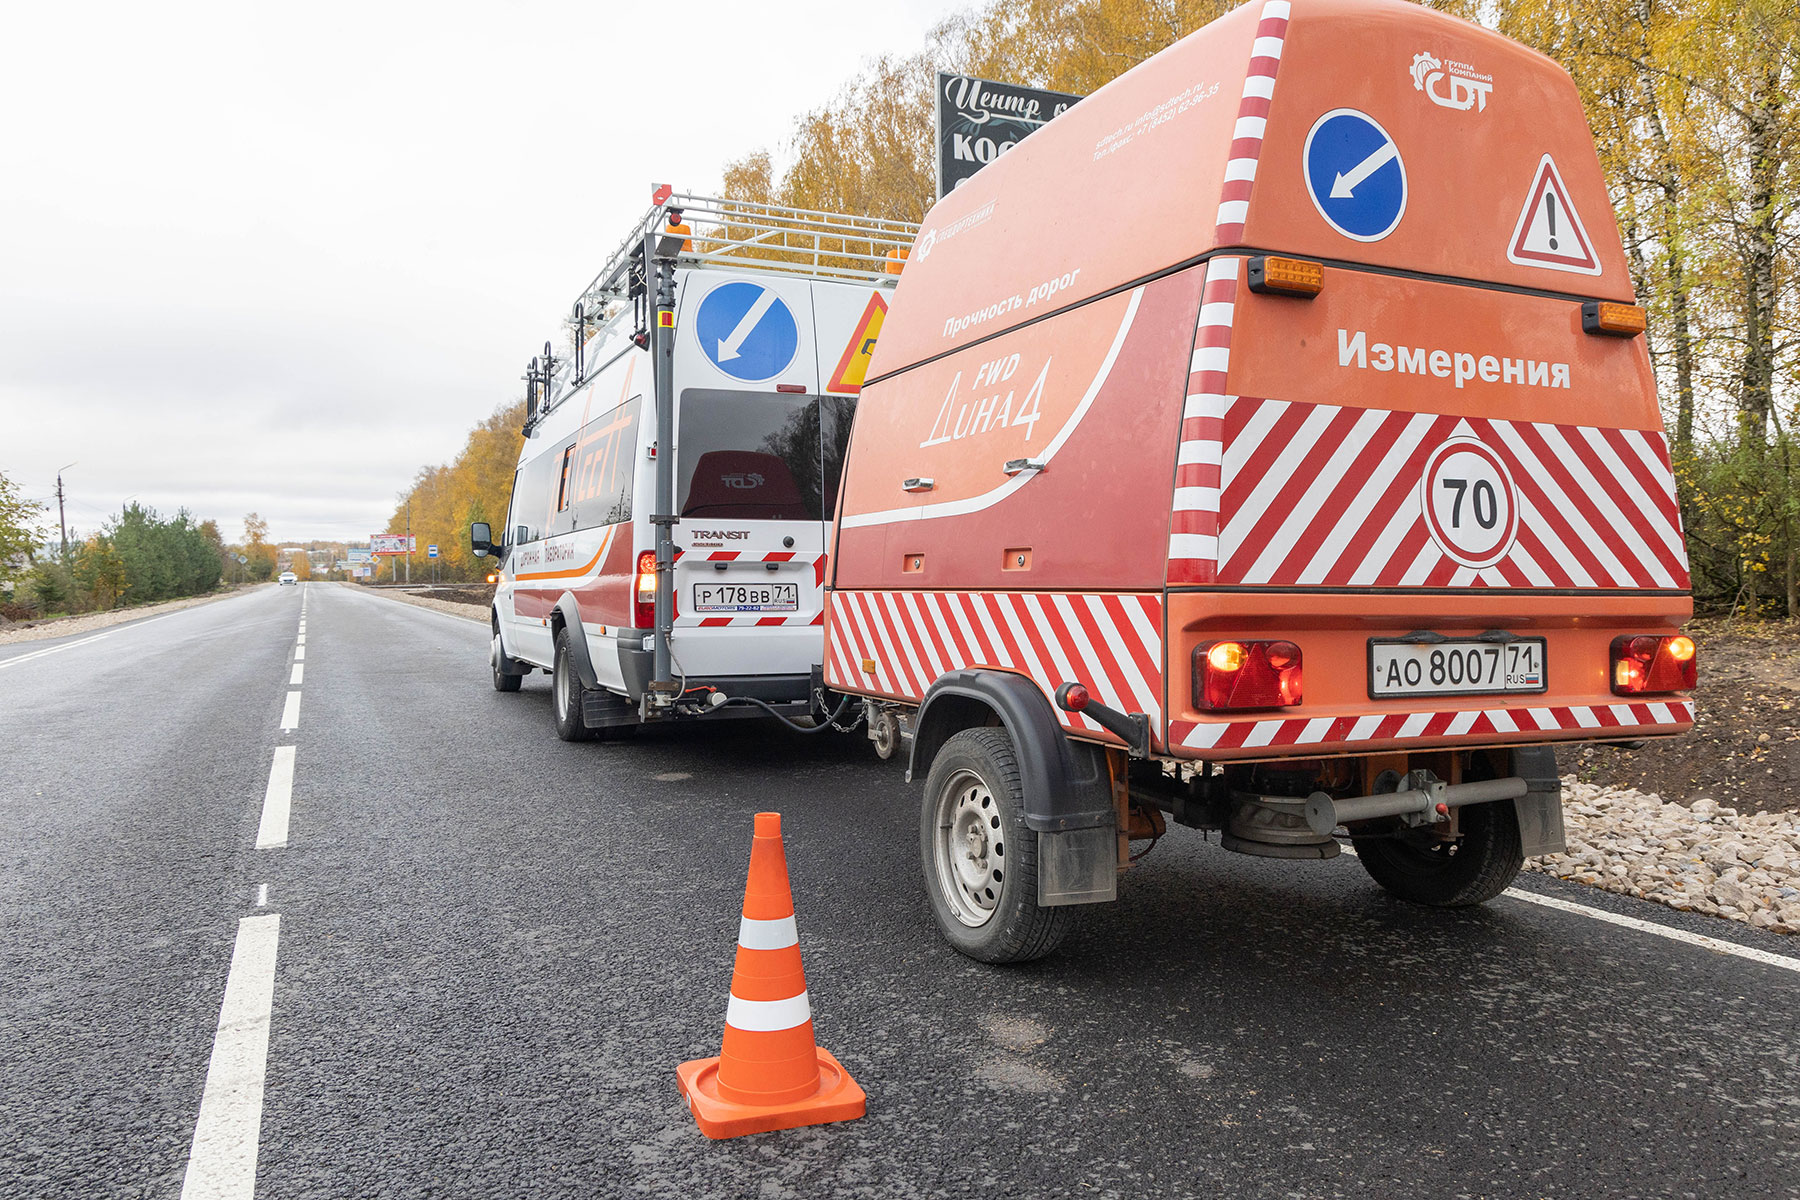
top-left (1507, 154), bottom-right (1601, 275)
top-left (826, 292), bottom-right (888, 394)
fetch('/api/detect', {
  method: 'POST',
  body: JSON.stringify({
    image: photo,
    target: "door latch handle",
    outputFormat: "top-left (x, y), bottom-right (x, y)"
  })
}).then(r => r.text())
top-left (902, 477), bottom-right (935, 493)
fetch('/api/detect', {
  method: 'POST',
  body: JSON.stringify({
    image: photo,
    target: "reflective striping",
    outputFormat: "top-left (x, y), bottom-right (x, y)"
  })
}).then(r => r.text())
top-left (1169, 700), bottom-right (1695, 756)
top-left (725, 990), bottom-right (811, 1033)
top-left (737, 914), bottom-right (799, 951)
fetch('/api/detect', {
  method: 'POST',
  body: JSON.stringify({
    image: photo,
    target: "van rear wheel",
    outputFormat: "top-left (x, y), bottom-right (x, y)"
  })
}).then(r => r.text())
top-left (1351, 798), bottom-right (1524, 907)
top-left (552, 627), bottom-right (596, 742)
top-left (920, 727), bottom-right (1075, 964)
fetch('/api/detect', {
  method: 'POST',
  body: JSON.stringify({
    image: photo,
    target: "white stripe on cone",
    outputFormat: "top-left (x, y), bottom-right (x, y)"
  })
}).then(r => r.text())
top-left (737, 915), bottom-right (799, 951)
top-left (725, 990), bottom-right (812, 1033)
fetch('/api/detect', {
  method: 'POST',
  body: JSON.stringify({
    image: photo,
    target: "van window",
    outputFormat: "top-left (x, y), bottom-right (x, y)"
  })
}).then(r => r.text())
top-left (568, 397), bottom-right (642, 531)
top-left (678, 390), bottom-right (854, 522)
top-left (509, 446), bottom-right (562, 543)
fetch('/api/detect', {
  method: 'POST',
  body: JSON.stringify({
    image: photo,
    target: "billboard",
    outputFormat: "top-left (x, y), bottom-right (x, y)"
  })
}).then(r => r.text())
top-left (347, 548), bottom-right (374, 564)
top-left (935, 72), bottom-right (1083, 198)
top-left (369, 534), bottom-right (415, 556)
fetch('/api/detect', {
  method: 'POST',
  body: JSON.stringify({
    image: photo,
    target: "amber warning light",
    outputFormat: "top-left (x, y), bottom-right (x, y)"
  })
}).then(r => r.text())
top-left (1246, 256), bottom-right (1324, 298)
top-left (1582, 301), bottom-right (1646, 338)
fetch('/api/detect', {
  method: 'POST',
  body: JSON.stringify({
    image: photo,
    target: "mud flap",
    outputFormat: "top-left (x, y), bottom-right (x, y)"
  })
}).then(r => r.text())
top-left (1511, 745), bottom-right (1566, 856)
top-left (1037, 827), bottom-right (1118, 907)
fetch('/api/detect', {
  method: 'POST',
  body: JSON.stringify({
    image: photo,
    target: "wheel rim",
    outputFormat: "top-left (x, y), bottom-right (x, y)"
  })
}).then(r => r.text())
top-left (491, 634), bottom-right (503, 679)
top-left (932, 768), bottom-right (1005, 928)
top-left (554, 651), bottom-right (572, 719)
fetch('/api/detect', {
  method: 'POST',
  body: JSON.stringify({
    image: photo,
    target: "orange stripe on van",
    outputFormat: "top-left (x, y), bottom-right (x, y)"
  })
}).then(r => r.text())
top-left (515, 527), bottom-right (614, 582)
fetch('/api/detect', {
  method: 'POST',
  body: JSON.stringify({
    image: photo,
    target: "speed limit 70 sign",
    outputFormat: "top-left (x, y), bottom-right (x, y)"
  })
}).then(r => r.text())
top-left (1420, 437), bottom-right (1519, 568)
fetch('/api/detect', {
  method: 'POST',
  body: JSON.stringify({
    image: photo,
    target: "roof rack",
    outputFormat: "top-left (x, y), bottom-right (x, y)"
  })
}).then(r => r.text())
top-left (574, 190), bottom-right (921, 318)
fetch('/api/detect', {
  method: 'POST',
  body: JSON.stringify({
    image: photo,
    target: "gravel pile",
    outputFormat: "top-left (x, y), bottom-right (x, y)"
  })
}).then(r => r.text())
top-left (1532, 779), bottom-right (1800, 934)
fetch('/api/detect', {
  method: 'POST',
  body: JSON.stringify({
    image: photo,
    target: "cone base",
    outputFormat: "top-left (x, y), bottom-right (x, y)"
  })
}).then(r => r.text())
top-left (676, 1048), bottom-right (866, 1140)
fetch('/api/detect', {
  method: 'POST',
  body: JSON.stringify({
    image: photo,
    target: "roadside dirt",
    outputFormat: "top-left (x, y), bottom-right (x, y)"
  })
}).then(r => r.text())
top-left (407, 585), bottom-right (495, 608)
top-left (1574, 618), bottom-right (1800, 816)
top-left (0, 585), bottom-right (263, 646)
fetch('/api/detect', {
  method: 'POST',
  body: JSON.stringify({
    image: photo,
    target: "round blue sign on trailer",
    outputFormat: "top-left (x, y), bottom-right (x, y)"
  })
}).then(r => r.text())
top-left (695, 281), bottom-right (799, 383)
top-left (1302, 108), bottom-right (1407, 243)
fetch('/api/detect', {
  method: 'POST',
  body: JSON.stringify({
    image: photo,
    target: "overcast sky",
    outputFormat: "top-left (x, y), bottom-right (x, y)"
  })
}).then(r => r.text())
top-left (0, 0), bottom-right (960, 545)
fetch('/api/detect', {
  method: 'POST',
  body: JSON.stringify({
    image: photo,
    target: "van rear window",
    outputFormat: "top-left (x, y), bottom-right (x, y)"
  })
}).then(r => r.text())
top-left (678, 390), bottom-right (853, 522)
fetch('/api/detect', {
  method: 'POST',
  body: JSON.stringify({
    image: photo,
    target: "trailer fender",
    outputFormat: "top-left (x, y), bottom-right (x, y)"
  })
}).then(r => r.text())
top-left (909, 669), bottom-right (1114, 833)
top-left (1510, 745), bottom-right (1567, 857)
top-left (550, 593), bottom-right (601, 691)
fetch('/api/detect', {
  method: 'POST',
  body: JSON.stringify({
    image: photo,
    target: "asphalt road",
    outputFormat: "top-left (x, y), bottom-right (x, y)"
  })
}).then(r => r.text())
top-left (3, 583), bottom-right (1797, 1199)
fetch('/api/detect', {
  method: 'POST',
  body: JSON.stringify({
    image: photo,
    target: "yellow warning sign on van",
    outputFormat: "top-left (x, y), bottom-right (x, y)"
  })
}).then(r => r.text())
top-left (827, 293), bottom-right (888, 394)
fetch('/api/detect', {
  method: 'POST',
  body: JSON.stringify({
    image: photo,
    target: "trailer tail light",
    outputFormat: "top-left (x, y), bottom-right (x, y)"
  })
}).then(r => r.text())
top-left (1582, 301), bottom-right (1646, 338)
top-left (634, 551), bottom-right (657, 629)
top-left (1610, 634), bottom-right (1696, 694)
top-left (1246, 256), bottom-right (1324, 298)
top-left (1194, 639), bottom-right (1303, 710)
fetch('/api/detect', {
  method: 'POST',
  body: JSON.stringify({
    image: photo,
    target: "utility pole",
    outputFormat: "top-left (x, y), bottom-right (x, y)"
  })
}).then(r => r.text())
top-left (405, 501), bottom-right (412, 585)
top-left (54, 461), bottom-right (75, 558)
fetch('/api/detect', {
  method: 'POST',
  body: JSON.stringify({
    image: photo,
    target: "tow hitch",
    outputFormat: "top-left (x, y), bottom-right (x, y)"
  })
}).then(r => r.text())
top-left (1303, 770), bottom-right (1529, 838)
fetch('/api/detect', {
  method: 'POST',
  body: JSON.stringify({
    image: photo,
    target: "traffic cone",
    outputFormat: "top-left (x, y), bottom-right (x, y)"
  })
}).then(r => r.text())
top-left (676, 812), bottom-right (866, 1139)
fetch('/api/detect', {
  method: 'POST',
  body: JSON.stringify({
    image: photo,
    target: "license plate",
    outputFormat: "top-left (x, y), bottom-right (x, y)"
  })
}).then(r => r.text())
top-left (693, 582), bottom-right (799, 613)
top-left (1368, 637), bottom-right (1546, 698)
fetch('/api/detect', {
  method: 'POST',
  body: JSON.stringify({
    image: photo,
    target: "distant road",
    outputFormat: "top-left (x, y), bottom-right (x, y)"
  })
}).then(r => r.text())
top-left (3, 582), bottom-right (1796, 1199)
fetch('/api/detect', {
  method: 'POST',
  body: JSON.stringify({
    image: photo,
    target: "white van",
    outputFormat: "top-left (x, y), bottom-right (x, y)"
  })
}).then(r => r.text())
top-left (473, 190), bottom-right (917, 741)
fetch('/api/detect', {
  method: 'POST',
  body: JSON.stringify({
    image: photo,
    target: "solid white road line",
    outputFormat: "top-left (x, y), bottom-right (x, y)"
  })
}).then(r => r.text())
top-left (255, 746), bottom-right (296, 850)
top-left (180, 913), bottom-right (280, 1200)
top-left (1504, 888), bottom-right (1800, 974)
top-left (289, 664), bottom-right (303, 686)
top-left (0, 631), bottom-right (115, 671)
top-left (278, 692), bottom-right (300, 731)
top-left (1339, 845), bottom-right (1800, 973)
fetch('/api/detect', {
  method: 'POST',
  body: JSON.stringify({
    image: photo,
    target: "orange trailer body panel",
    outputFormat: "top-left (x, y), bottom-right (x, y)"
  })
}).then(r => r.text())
top-left (826, 0), bottom-right (1693, 761)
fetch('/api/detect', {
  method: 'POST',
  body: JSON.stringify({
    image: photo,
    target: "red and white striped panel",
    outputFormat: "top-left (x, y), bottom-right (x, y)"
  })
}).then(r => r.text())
top-left (826, 591), bottom-right (1165, 743)
top-left (1213, 397), bottom-right (1691, 589)
top-left (680, 550), bottom-right (829, 627)
top-left (1168, 0), bottom-right (1288, 585)
top-left (1170, 699), bottom-right (1695, 755)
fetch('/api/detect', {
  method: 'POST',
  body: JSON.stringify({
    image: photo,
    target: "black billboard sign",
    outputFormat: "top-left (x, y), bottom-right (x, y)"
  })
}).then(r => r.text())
top-left (935, 72), bottom-right (1084, 199)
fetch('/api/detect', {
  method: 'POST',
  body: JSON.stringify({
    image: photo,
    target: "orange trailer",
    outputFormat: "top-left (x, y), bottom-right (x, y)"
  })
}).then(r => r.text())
top-left (825, 0), bottom-right (1695, 961)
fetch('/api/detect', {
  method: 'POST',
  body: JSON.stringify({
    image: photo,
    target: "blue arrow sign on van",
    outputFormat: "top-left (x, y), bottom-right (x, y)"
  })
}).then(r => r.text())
top-left (696, 281), bottom-right (799, 383)
top-left (1303, 108), bottom-right (1407, 243)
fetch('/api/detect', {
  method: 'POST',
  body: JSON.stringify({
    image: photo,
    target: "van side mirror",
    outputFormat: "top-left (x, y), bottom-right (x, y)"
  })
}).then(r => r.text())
top-left (470, 522), bottom-right (493, 557)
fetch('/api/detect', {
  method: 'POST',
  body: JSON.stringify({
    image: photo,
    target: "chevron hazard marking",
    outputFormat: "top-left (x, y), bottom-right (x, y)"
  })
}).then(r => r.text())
top-left (826, 293), bottom-right (888, 394)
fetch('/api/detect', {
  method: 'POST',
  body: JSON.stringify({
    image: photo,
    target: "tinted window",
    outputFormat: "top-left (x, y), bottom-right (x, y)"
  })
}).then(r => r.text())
top-left (678, 390), bottom-right (854, 522)
top-left (568, 398), bottom-right (642, 531)
top-left (509, 447), bottom-right (562, 543)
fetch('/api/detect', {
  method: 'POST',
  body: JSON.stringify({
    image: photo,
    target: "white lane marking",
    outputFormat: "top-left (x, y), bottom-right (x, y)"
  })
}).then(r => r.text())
top-left (278, 692), bottom-right (300, 731)
top-left (295, 635), bottom-right (305, 646)
top-left (288, 664), bottom-right (303, 686)
top-left (255, 746), bottom-right (296, 850)
top-left (255, 884), bottom-right (268, 908)
top-left (294, 646), bottom-right (304, 661)
top-left (181, 913), bottom-right (280, 1200)
top-left (1339, 845), bottom-right (1800, 973)
top-left (1503, 888), bottom-right (1800, 974)
top-left (0, 631), bottom-right (115, 670)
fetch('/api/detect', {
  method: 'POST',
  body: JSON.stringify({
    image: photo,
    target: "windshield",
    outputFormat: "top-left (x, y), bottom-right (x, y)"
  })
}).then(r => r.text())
top-left (677, 390), bottom-right (853, 522)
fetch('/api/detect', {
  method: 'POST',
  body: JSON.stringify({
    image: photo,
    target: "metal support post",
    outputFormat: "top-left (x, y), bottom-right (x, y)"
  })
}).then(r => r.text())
top-left (649, 233), bottom-right (678, 698)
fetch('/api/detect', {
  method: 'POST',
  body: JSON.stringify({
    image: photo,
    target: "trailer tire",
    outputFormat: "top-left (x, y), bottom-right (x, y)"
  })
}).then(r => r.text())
top-left (920, 727), bottom-right (1076, 963)
top-left (491, 626), bottom-right (522, 693)
top-left (552, 627), bottom-right (596, 742)
top-left (1351, 797), bottom-right (1524, 907)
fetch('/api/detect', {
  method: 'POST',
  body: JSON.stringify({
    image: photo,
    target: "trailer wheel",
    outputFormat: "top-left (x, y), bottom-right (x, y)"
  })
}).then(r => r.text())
top-left (870, 709), bottom-right (900, 760)
top-left (551, 627), bottom-right (596, 742)
top-left (920, 727), bottom-right (1075, 963)
top-left (1351, 798), bottom-right (1524, 907)
top-left (491, 627), bottom-right (522, 693)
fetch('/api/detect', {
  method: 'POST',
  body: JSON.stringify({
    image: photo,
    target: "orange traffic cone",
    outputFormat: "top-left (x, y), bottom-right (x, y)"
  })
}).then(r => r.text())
top-left (676, 812), bottom-right (866, 1139)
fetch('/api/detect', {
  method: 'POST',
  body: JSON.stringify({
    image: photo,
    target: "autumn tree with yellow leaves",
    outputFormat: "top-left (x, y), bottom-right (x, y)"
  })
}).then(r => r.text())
top-left (384, 400), bottom-right (526, 583)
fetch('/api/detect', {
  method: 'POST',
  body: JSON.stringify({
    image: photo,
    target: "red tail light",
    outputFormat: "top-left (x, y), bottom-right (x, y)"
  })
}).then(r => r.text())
top-left (634, 551), bottom-right (657, 629)
top-left (1610, 634), bottom-right (1696, 694)
top-left (1194, 639), bottom-right (1303, 710)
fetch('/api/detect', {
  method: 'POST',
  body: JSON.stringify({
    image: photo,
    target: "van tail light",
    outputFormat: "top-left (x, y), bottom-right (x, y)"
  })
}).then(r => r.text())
top-left (1582, 301), bottom-right (1646, 338)
top-left (1194, 640), bottom-right (1303, 710)
top-left (1610, 634), bottom-right (1696, 694)
top-left (634, 551), bottom-right (657, 629)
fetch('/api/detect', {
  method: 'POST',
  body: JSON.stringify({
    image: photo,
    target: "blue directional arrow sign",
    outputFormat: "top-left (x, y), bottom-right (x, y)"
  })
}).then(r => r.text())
top-left (1302, 108), bottom-right (1407, 243)
top-left (694, 281), bottom-right (799, 383)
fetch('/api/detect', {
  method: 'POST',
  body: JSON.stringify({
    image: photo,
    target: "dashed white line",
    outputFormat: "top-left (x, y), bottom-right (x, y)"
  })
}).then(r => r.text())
top-left (255, 746), bottom-right (296, 850)
top-left (278, 692), bottom-right (300, 731)
top-left (293, 645), bottom-right (304, 661)
top-left (255, 884), bottom-right (268, 908)
top-left (180, 913), bottom-right (280, 1200)
top-left (289, 664), bottom-right (303, 686)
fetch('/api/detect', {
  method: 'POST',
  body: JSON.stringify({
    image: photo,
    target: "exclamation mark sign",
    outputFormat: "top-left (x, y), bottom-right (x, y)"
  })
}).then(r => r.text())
top-left (1545, 191), bottom-right (1559, 250)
